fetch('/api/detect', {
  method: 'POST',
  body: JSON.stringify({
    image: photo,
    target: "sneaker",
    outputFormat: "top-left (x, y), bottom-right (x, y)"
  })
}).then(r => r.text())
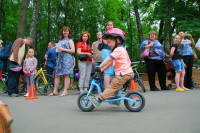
top-left (88, 95), bottom-right (101, 108)
top-left (176, 88), bottom-right (185, 92)
top-left (109, 101), bottom-right (121, 106)
top-left (24, 93), bottom-right (29, 97)
top-left (79, 88), bottom-right (83, 94)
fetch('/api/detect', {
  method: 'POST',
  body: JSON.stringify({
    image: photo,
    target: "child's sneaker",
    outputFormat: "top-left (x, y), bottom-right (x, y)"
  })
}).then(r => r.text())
top-left (24, 93), bottom-right (29, 97)
top-left (88, 95), bottom-right (101, 108)
top-left (109, 101), bottom-right (121, 106)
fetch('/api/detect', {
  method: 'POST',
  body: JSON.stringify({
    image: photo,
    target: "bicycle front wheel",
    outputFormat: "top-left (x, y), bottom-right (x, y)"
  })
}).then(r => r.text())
top-left (35, 74), bottom-right (54, 95)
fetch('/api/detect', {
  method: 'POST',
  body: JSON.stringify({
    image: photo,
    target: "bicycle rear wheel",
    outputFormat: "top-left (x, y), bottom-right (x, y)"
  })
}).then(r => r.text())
top-left (18, 75), bottom-right (26, 94)
top-left (1, 74), bottom-right (8, 93)
top-left (35, 74), bottom-right (54, 95)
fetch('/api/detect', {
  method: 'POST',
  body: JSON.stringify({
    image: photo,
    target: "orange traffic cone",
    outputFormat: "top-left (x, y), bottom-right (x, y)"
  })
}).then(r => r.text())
top-left (25, 83), bottom-right (38, 100)
top-left (130, 80), bottom-right (136, 91)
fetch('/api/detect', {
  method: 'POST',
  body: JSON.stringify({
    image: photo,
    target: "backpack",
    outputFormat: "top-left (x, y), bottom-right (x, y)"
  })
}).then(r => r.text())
top-left (0, 42), bottom-right (13, 61)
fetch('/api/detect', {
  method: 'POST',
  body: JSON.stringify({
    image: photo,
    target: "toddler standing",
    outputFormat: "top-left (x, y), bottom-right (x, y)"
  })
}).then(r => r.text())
top-left (170, 34), bottom-right (189, 91)
top-left (23, 48), bottom-right (37, 96)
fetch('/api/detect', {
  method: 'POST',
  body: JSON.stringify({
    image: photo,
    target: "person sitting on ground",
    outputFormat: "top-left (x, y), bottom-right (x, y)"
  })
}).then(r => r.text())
top-left (44, 41), bottom-right (56, 76)
top-left (88, 28), bottom-right (134, 107)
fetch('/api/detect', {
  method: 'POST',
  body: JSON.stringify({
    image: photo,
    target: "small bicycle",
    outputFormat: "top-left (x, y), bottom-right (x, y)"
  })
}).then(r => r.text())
top-left (18, 63), bottom-right (55, 95)
top-left (77, 72), bottom-right (145, 112)
top-left (122, 61), bottom-right (146, 93)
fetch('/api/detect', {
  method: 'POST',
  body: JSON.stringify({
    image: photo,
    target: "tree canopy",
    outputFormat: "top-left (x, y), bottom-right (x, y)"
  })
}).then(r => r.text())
top-left (0, 0), bottom-right (199, 64)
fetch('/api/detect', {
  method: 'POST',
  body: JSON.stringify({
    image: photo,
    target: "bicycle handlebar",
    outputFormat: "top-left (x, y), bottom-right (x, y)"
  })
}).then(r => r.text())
top-left (131, 60), bottom-right (145, 64)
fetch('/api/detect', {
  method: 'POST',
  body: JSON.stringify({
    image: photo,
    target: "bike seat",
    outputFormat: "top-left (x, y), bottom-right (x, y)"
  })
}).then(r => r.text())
top-left (107, 96), bottom-right (121, 100)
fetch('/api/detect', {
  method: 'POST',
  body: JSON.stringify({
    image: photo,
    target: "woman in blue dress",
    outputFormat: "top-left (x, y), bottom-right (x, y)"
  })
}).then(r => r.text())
top-left (49, 26), bottom-right (75, 96)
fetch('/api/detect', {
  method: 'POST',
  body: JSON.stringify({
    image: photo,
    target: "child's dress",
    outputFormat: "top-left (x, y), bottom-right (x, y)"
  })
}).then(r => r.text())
top-left (23, 57), bottom-right (37, 96)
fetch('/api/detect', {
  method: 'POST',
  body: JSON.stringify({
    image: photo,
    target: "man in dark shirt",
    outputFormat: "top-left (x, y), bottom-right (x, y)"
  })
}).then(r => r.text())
top-left (44, 42), bottom-right (56, 75)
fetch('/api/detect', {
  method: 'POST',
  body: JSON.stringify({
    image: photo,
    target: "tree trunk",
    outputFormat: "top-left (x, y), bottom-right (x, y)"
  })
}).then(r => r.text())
top-left (48, 0), bottom-right (51, 42)
top-left (55, 1), bottom-right (61, 42)
top-left (29, 0), bottom-right (40, 50)
top-left (0, 0), bottom-right (2, 33)
top-left (38, 29), bottom-right (42, 65)
top-left (17, 0), bottom-right (30, 38)
top-left (70, 0), bottom-right (76, 32)
top-left (198, 0), bottom-right (200, 16)
top-left (128, 11), bottom-right (134, 60)
top-left (134, 5), bottom-right (143, 44)
top-left (1, 0), bottom-right (7, 44)
top-left (64, 0), bottom-right (70, 26)
top-left (158, 19), bottom-right (164, 44)
top-left (164, 0), bottom-right (172, 54)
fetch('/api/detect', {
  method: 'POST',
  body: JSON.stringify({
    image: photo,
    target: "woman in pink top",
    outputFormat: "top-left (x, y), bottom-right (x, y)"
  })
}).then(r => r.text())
top-left (23, 48), bottom-right (37, 97)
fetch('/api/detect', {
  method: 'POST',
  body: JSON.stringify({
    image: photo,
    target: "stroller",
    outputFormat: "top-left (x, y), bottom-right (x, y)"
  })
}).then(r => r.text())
top-left (166, 59), bottom-right (175, 89)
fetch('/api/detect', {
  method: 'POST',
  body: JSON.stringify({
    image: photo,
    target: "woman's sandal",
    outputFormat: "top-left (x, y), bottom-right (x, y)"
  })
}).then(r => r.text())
top-left (59, 92), bottom-right (67, 97)
top-left (48, 93), bottom-right (58, 96)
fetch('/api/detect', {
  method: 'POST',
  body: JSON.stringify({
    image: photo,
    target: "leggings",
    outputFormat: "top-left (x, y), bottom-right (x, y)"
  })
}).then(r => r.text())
top-left (26, 75), bottom-right (35, 93)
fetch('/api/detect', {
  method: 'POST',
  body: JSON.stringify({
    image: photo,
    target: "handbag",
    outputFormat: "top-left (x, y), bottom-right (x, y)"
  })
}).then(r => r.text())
top-left (79, 44), bottom-right (88, 61)
top-left (141, 49), bottom-right (150, 58)
top-left (79, 54), bottom-right (88, 61)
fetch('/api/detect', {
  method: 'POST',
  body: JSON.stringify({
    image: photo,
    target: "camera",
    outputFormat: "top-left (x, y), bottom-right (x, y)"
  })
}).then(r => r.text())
top-left (98, 43), bottom-right (104, 51)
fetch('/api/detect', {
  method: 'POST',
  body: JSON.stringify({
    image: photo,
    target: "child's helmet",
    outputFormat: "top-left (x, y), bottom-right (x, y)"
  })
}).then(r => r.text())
top-left (102, 28), bottom-right (126, 43)
top-left (9, 64), bottom-right (22, 72)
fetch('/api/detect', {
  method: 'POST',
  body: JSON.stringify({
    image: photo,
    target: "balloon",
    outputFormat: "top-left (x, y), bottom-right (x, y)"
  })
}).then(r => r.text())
top-left (75, 72), bottom-right (80, 79)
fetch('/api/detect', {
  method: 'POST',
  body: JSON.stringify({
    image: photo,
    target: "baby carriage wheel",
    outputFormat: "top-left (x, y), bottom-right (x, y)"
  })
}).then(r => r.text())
top-left (167, 83), bottom-right (172, 89)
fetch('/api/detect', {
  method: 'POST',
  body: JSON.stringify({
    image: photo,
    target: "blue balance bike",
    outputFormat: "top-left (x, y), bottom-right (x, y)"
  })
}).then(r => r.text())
top-left (77, 72), bottom-right (145, 112)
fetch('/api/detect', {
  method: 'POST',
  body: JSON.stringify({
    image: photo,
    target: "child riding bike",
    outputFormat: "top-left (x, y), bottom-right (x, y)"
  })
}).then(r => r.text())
top-left (88, 28), bottom-right (134, 107)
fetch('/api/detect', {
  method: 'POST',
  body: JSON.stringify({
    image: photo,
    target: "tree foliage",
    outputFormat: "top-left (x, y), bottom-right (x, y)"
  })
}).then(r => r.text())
top-left (0, 0), bottom-right (199, 64)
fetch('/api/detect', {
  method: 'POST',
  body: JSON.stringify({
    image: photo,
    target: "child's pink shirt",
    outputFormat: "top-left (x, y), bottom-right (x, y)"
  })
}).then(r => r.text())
top-left (110, 46), bottom-right (133, 76)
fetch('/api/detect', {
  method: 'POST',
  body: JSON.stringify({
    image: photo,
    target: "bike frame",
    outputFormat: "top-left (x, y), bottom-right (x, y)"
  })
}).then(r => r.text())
top-left (85, 76), bottom-right (136, 104)
top-left (35, 68), bottom-right (48, 85)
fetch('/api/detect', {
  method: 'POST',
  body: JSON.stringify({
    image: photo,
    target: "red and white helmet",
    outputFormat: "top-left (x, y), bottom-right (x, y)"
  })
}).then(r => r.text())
top-left (103, 28), bottom-right (126, 43)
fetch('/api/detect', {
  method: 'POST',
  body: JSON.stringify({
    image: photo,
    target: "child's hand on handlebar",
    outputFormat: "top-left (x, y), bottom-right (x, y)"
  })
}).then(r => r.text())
top-left (94, 67), bottom-right (101, 72)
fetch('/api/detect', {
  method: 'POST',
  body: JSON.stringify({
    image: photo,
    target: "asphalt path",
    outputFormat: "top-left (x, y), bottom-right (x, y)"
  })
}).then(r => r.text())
top-left (1, 88), bottom-right (200, 133)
